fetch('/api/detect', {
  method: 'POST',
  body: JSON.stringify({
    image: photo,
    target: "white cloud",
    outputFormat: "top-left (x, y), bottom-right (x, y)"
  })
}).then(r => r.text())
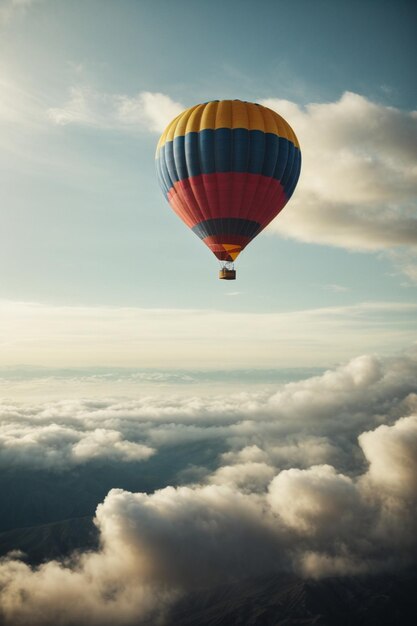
top-left (208, 461), bottom-right (276, 492)
top-left (359, 414), bottom-right (417, 500)
top-left (47, 87), bottom-right (183, 133)
top-left (95, 485), bottom-right (280, 587)
top-left (262, 93), bottom-right (417, 276)
top-left (268, 464), bottom-right (361, 535)
top-left (264, 437), bottom-right (342, 469)
top-left (0, 421), bottom-right (155, 469)
top-left (221, 445), bottom-right (269, 464)
top-left (0, 546), bottom-right (176, 626)
top-left (71, 428), bottom-right (155, 463)
top-left (117, 91), bottom-right (183, 132)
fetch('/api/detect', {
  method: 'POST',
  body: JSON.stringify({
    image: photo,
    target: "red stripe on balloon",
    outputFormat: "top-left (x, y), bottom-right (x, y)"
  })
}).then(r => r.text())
top-left (167, 173), bottom-right (287, 230)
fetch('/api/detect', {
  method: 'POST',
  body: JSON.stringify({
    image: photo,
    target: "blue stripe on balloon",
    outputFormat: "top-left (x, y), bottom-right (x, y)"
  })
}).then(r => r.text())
top-left (215, 128), bottom-right (232, 172)
top-left (156, 129), bottom-right (298, 197)
top-left (280, 141), bottom-right (295, 190)
top-left (185, 132), bottom-right (201, 178)
top-left (173, 135), bottom-right (187, 181)
top-left (199, 129), bottom-right (216, 174)
top-left (192, 217), bottom-right (261, 240)
top-left (247, 130), bottom-right (265, 174)
top-left (156, 155), bottom-right (172, 196)
top-left (261, 134), bottom-right (279, 177)
top-left (164, 141), bottom-right (179, 184)
top-left (232, 128), bottom-right (249, 171)
top-left (273, 137), bottom-right (289, 182)
top-left (286, 148), bottom-right (302, 198)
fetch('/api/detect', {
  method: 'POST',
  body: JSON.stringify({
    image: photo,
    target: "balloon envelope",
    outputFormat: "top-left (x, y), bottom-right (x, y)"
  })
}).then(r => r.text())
top-left (155, 100), bottom-right (301, 263)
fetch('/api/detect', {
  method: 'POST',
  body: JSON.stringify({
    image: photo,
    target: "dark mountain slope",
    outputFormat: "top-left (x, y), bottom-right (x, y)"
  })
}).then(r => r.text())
top-left (0, 516), bottom-right (98, 564)
top-left (166, 569), bottom-right (417, 626)
top-left (0, 439), bottom-right (224, 532)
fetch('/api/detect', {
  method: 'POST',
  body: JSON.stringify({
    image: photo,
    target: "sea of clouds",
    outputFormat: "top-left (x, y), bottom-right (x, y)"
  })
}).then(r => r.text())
top-left (1, 347), bottom-right (417, 624)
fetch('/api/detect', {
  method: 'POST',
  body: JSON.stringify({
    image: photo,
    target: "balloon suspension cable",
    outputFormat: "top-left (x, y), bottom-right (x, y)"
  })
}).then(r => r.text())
top-left (220, 260), bottom-right (235, 271)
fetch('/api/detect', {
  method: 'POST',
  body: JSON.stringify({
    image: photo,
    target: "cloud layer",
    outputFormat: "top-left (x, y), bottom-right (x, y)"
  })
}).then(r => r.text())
top-left (1, 348), bottom-right (417, 624)
top-left (1, 348), bottom-right (417, 470)
top-left (0, 419), bottom-right (155, 468)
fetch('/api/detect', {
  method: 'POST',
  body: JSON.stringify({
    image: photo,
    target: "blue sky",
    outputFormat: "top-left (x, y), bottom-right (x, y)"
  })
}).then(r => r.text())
top-left (0, 0), bottom-right (416, 371)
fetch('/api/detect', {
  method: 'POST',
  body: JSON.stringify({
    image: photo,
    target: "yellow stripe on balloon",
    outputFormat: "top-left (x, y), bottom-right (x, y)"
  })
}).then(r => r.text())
top-left (156, 100), bottom-right (300, 155)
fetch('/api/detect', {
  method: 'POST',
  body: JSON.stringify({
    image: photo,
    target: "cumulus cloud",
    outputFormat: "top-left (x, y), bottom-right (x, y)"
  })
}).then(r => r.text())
top-left (359, 414), bottom-right (417, 500)
top-left (0, 349), bottom-right (416, 624)
top-left (263, 437), bottom-right (343, 470)
top-left (0, 421), bottom-right (155, 468)
top-left (208, 461), bottom-right (276, 492)
top-left (47, 87), bottom-right (183, 133)
top-left (262, 93), bottom-right (417, 278)
top-left (117, 91), bottom-right (183, 133)
top-left (268, 464), bottom-right (362, 536)
top-left (0, 545), bottom-right (176, 626)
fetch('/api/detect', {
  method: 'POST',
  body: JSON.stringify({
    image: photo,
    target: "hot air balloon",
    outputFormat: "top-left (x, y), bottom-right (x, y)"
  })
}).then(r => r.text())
top-left (155, 100), bottom-right (301, 280)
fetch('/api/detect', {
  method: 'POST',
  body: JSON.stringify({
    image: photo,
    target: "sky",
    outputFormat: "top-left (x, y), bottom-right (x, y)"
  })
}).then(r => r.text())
top-left (0, 0), bottom-right (416, 374)
top-left (0, 3), bottom-right (417, 625)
